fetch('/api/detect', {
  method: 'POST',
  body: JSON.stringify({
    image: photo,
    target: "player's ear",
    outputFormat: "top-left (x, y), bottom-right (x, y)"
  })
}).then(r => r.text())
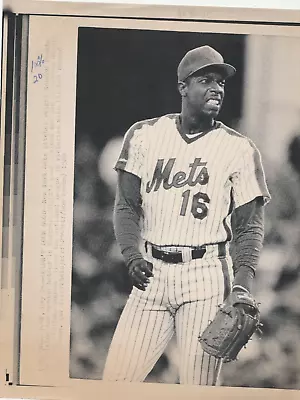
top-left (178, 80), bottom-right (188, 97)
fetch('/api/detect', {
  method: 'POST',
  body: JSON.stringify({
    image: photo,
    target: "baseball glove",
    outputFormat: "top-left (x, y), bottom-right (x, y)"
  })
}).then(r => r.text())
top-left (198, 291), bottom-right (262, 362)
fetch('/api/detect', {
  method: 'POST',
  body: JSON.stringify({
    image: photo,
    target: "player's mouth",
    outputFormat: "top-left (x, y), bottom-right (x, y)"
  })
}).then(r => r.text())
top-left (206, 98), bottom-right (221, 106)
top-left (205, 98), bottom-right (222, 111)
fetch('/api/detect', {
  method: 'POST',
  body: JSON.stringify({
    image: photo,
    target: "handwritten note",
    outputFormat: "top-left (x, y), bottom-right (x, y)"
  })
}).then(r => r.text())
top-left (31, 54), bottom-right (45, 84)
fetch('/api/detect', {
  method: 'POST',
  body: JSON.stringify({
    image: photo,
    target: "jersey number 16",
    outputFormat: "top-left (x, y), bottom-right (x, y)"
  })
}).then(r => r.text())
top-left (180, 190), bottom-right (210, 220)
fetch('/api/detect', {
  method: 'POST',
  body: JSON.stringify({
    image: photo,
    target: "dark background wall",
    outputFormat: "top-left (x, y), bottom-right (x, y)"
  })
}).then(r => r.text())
top-left (74, 27), bottom-right (245, 151)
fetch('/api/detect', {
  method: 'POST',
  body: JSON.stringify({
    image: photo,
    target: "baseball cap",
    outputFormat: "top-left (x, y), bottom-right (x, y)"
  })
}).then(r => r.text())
top-left (177, 45), bottom-right (236, 82)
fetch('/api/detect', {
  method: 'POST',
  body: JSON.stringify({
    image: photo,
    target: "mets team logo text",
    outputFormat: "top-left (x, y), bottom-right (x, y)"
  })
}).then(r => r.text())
top-left (146, 157), bottom-right (210, 220)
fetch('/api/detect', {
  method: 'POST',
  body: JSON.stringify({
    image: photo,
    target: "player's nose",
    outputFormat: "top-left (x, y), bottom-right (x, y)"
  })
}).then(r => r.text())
top-left (208, 78), bottom-right (224, 93)
top-left (210, 82), bottom-right (224, 94)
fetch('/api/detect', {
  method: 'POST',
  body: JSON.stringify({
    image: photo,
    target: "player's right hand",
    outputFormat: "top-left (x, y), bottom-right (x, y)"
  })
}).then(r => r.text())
top-left (128, 259), bottom-right (154, 291)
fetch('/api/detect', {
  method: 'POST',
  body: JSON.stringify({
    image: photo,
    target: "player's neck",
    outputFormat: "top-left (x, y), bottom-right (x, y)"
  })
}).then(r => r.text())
top-left (179, 110), bottom-right (214, 135)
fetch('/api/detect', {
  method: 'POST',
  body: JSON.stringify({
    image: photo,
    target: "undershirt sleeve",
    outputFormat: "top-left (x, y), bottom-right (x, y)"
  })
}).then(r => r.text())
top-left (113, 169), bottom-right (143, 266)
top-left (230, 196), bottom-right (265, 292)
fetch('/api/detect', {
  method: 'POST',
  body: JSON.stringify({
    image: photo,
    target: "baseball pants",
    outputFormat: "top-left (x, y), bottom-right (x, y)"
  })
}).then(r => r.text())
top-left (103, 243), bottom-right (233, 385)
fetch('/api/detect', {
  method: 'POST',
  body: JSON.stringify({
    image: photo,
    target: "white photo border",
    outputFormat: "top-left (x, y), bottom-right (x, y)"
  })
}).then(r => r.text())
top-left (2, 2), bottom-right (300, 399)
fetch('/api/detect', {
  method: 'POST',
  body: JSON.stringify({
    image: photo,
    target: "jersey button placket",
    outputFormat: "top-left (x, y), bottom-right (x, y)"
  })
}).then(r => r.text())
top-left (166, 264), bottom-right (179, 310)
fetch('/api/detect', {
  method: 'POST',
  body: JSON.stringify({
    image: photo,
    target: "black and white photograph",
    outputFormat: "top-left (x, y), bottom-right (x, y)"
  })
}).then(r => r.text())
top-left (2, 2), bottom-right (300, 399)
top-left (69, 25), bottom-right (300, 390)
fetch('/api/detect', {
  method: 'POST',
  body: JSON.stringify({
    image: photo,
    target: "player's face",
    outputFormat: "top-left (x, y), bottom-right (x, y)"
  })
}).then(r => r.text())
top-left (181, 70), bottom-right (226, 118)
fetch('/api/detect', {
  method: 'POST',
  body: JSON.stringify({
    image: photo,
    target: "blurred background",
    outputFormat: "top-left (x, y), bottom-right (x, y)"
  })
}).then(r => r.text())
top-left (69, 27), bottom-right (300, 389)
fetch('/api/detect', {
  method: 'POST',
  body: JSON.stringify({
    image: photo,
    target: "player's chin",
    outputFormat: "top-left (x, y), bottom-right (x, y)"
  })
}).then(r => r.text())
top-left (202, 103), bottom-right (221, 117)
top-left (202, 108), bottom-right (220, 119)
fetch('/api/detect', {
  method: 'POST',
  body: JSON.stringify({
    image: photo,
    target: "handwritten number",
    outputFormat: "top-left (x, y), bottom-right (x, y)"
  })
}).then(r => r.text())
top-left (180, 190), bottom-right (210, 220)
top-left (33, 73), bottom-right (43, 84)
top-left (31, 54), bottom-right (45, 84)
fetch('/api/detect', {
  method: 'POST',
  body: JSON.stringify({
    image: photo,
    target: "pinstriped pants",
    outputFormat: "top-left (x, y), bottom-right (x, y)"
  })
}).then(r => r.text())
top-left (103, 244), bottom-right (233, 385)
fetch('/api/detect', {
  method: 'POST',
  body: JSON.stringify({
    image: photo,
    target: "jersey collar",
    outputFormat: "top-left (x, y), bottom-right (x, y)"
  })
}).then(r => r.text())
top-left (175, 114), bottom-right (221, 144)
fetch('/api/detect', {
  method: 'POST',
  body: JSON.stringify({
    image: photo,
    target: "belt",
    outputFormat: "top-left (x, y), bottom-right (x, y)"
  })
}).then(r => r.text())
top-left (145, 242), bottom-right (226, 264)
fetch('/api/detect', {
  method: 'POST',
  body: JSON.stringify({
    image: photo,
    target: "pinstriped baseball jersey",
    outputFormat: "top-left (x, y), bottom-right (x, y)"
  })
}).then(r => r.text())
top-left (115, 113), bottom-right (271, 247)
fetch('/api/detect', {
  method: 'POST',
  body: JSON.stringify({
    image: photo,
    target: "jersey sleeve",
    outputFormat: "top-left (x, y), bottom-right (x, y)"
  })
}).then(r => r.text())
top-left (231, 140), bottom-right (271, 208)
top-left (114, 122), bottom-right (146, 179)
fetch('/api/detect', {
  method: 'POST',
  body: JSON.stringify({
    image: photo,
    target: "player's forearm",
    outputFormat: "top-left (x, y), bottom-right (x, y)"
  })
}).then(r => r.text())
top-left (114, 202), bottom-right (143, 266)
top-left (113, 170), bottom-right (144, 266)
top-left (231, 198), bottom-right (265, 293)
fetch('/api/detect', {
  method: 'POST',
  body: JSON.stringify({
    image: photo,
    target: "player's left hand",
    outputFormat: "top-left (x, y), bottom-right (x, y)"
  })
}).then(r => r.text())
top-left (199, 290), bottom-right (261, 362)
top-left (128, 258), bottom-right (154, 291)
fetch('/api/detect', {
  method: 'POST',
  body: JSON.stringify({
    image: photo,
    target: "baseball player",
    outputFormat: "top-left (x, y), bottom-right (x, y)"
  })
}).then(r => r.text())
top-left (103, 45), bottom-right (271, 385)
